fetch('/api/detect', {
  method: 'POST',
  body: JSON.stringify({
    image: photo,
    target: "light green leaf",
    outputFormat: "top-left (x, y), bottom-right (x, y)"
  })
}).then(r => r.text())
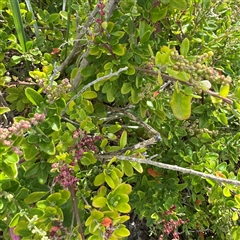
top-left (2, 162), bottom-right (17, 178)
top-left (81, 66), bottom-right (96, 77)
top-left (9, 213), bottom-right (20, 228)
top-left (151, 7), bottom-right (168, 23)
top-left (170, 88), bottom-right (192, 120)
top-left (114, 227), bottom-right (130, 237)
top-left (94, 173), bottom-right (105, 186)
top-left (113, 183), bottom-right (132, 195)
top-left (112, 44), bottom-right (126, 56)
top-left (121, 83), bottom-right (132, 94)
top-left (24, 192), bottom-right (48, 204)
top-left (180, 38), bottom-right (190, 56)
top-left (220, 84), bottom-right (229, 97)
top-left (119, 130), bottom-right (127, 148)
top-left (92, 196), bottom-right (107, 208)
top-left (170, 0), bottom-right (187, 10)
top-left (0, 107), bottom-right (10, 115)
top-left (25, 87), bottom-right (43, 106)
top-left (82, 91), bottom-right (97, 99)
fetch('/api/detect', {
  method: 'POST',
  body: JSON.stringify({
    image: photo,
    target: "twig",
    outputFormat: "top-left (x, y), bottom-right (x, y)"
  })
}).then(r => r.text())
top-left (51, 5), bottom-right (99, 78)
top-left (61, 67), bottom-right (128, 116)
top-left (109, 106), bottom-right (161, 138)
top-left (70, 0), bottom-right (121, 90)
top-left (117, 155), bottom-right (240, 187)
top-left (135, 67), bottom-right (233, 104)
top-left (69, 185), bottom-right (85, 240)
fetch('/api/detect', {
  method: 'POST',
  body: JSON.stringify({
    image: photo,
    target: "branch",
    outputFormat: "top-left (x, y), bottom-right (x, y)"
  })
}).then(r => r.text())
top-left (70, 0), bottom-right (121, 90)
top-left (50, 5), bottom-right (99, 79)
top-left (69, 185), bottom-right (85, 240)
top-left (135, 67), bottom-right (233, 104)
top-left (109, 106), bottom-right (161, 138)
top-left (61, 67), bottom-right (128, 116)
top-left (117, 155), bottom-right (240, 187)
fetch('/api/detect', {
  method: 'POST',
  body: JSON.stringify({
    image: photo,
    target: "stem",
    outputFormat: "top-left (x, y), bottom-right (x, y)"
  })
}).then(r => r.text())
top-left (61, 66), bottom-right (128, 116)
top-left (135, 67), bottom-right (233, 104)
top-left (69, 185), bottom-right (85, 240)
top-left (117, 155), bottom-right (240, 187)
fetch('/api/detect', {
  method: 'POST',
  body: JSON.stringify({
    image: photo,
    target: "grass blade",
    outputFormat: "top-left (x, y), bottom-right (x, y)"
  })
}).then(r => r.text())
top-left (9, 0), bottom-right (27, 52)
top-left (24, 0), bottom-right (39, 38)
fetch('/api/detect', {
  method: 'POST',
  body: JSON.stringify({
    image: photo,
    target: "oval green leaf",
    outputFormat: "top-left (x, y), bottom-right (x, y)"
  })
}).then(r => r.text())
top-left (25, 87), bottom-right (43, 106)
top-left (24, 192), bottom-right (48, 204)
top-left (170, 89), bottom-right (192, 120)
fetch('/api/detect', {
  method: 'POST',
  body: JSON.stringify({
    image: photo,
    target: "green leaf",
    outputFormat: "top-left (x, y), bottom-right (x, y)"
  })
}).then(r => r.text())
top-left (116, 203), bottom-right (131, 213)
top-left (24, 192), bottom-right (48, 204)
top-left (112, 44), bottom-right (126, 56)
top-left (1, 162), bottom-right (17, 178)
top-left (180, 38), bottom-right (190, 56)
top-left (104, 171), bottom-right (115, 189)
top-left (151, 7), bottom-right (168, 23)
top-left (25, 87), bottom-right (43, 106)
top-left (131, 162), bottom-right (143, 173)
top-left (39, 139), bottom-right (55, 155)
top-left (170, 0), bottom-right (187, 10)
top-left (122, 161), bottom-right (133, 177)
top-left (113, 183), bottom-right (132, 195)
top-left (82, 91), bottom-right (97, 99)
top-left (121, 83), bottom-right (132, 94)
top-left (119, 130), bottom-right (127, 148)
top-left (94, 173), bottom-right (105, 186)
top-left (81, 66), bottom-right (96, 77)
top-left (48, 115), bottom-right (61, 131)
top-left (38, 165), bottom-right (49, 185)
top-left (23, 142), bottom-right (39, 160)
top-left (9, 213), bottom-right (20, 228)
top-left (24, 162), bottom-right (40, 177)
top-left (220, 84), bottom-right (230, 97)
top-left (170, 88), bottom-right (192, 120)
top-left (234, 194), bottom-right (240, 207)
top-left (0, 107), bottom-right (10, 115)
top-left (223, 187), bottom-right (231, 197)
top-left (48, 13), bottom-right (60, 23)
top-left (114, 227), bottom-right (130, 237)
top-left (140, 30), bottom-right (151, 43)
top-left (232, 212), bottom-right (239, 221)
top-left (4, 152), bottom-right (19, 164)
top-left (92, 196), bottom-right (107, 208)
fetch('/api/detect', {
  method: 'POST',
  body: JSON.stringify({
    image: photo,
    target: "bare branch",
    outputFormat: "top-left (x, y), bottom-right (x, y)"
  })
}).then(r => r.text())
top-left (70, 0), bottom-right (121, 90)
top-left (135, 67), bottom-right (233, 104)
top-left (61, 67), bottom-right (128, 116)
top-left (117, 155), bottom-right (240, 186)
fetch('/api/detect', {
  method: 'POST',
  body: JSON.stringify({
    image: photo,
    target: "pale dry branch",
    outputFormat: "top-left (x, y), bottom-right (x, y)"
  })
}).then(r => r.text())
top-left (135, 67), bottom-right (233, 104)
top-left (70, 0), bottom-right (121, 90)
top-left (117, 155), bottom-right (240, 186)
top-left (61, 67), bottom-right (128, 116)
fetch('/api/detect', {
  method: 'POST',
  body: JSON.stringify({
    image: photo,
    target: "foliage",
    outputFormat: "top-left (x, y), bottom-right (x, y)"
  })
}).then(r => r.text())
top-left (0, 0), bottom-right (240, 239)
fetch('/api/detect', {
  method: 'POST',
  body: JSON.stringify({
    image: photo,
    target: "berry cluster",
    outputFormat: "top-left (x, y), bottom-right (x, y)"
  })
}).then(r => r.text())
top-left (71, 129), bottom-right (101, 161)
top-left (52, 162), bottom-right (78, 189)
top-left (159, 205), bottom-right (187, 240)
top-left (37, 78), bottom-right (71, 104)
top-left (138, 82), bottom-right (155, 101)
top-left (49, 221), bottom-right (68, 239)
top-left (97, 0), bottom-right (105, 16)
top-left (0, 113), bottom-right (45, 154)
top-left (96, 0), bottom-right (105, 26)
top-left (171, 51), bottom-right (232, 85)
